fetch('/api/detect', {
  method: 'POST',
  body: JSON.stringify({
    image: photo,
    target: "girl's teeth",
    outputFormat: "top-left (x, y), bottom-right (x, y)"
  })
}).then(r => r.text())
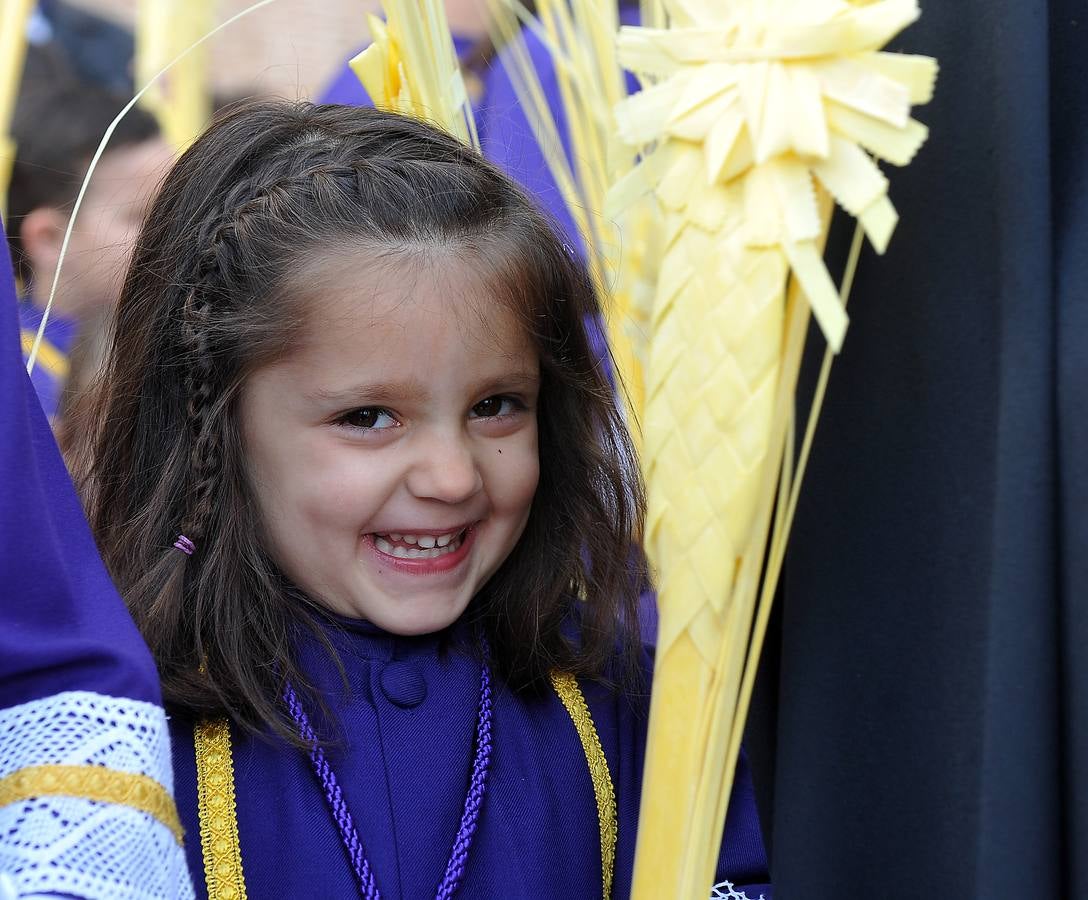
top-left (390, 543), bottom-right (456, 560)
top-left (373, 532), bottom-right (464, 560)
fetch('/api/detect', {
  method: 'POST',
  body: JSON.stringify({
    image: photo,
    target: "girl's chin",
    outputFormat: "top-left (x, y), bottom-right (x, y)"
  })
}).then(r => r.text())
top-left (325, 594), bottom-right (470, 637)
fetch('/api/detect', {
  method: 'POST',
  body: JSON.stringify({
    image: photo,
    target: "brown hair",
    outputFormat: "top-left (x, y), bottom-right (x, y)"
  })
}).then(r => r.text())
top-left (78, 100), bottom-right (644, 742)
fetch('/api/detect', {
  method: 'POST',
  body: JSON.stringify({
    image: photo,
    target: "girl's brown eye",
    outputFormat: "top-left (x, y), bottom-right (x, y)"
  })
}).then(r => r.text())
top-left (472, 397), bottom-right (504, 418)
top-left (472, 396), bottom-right (524, 419)
top-left (339, 407), bottom-right (397, 430)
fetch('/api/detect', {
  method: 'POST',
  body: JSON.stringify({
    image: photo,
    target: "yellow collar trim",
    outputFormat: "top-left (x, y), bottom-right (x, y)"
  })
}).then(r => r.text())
top-left (193, 672), bottom-right (616, 899)
top-left (548, 671), bottom-right (617, 899)
top-left (194, 718), bottom-right (248, 899)
top-left (0, 763), bottom-right (183, 845)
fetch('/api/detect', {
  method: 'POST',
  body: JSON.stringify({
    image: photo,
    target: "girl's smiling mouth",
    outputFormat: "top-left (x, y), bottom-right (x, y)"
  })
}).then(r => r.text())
top-left (363, 525), bottom-right (476, 574)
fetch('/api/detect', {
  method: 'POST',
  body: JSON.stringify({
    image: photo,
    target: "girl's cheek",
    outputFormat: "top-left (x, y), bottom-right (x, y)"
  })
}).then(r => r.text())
top-left (492, 437), bottom-right (540, 507)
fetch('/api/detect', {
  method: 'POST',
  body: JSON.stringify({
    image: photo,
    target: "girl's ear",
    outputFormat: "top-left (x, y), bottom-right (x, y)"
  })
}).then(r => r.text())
top-left (19, 207), bottom-right (68, 283)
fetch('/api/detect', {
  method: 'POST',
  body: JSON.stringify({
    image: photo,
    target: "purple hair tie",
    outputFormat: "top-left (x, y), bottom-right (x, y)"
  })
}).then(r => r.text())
top-left (173, 534), bottom-right (195, 556)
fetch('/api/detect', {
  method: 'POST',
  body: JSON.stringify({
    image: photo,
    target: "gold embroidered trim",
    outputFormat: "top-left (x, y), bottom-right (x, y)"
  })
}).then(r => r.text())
top-left (550, 671), bottom-right (617, 899)
top-left (195, 718), bottom-right (248, 900)
top-left (0, 763), bottom-right (183, 844)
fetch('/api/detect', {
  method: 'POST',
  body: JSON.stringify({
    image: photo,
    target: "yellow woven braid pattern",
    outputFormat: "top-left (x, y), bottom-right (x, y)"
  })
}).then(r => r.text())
top-left (195, 718), bottom-right (247, 900)
top-left (0, 764), bottom-right (183, 845)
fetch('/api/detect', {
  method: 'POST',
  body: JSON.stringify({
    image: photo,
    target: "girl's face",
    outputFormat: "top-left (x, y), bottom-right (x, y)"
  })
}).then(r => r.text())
top-left (240, 251), bottom-right (540, 635)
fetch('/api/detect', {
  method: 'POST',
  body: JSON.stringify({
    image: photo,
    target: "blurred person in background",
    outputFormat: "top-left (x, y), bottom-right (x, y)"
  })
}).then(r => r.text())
top-left (28, 0), bottom-right (135, 93)
top-left (6, 47), bottom-right (173, 428)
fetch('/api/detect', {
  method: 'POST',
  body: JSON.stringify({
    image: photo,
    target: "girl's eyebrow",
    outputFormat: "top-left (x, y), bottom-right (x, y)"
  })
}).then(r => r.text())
top-left (308, 371), bottom-right (540, 406)
top-left (308, 378), bottom-right (430, 406)
top-left (472, 372), bottom-right (541, 396)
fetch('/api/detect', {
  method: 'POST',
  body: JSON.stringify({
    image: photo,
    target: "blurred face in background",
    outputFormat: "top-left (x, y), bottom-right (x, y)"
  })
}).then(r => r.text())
top-left (443, 0), bottom-right (489, 38)
top-left (20, 135), bottom-right (174, 320)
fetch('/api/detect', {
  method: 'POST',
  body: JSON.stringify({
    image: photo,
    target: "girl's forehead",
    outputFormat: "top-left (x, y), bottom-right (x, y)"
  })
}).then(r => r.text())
top-left (286, 247), bottom-right (536, 364)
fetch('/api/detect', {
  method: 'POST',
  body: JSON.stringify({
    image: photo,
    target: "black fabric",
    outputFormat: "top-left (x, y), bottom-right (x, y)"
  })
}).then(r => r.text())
top-left (754, 3), bottom-right (1087, 897)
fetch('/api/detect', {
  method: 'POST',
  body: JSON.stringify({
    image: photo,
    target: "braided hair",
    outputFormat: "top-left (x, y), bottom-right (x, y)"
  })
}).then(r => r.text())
top-left (78, 101), bottom-right (644, 742)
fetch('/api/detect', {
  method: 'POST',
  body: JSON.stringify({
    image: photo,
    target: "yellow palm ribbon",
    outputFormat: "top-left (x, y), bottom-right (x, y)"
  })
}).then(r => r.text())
top-left (136, 0), bottom-right (214, 149)
top-left (351, 0), bottom-right (479, 149)
top-left (0, 0), bottom-right (35, 217)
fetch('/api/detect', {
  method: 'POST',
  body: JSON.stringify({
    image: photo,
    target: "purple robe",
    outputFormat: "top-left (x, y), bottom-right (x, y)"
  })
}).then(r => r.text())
top-left (0, 217), bottom-right (192, 896)
top-left (170, 620), bottom-right (772, 898)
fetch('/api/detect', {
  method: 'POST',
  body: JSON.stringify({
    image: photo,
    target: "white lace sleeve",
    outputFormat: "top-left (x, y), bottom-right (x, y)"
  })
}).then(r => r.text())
top-left (711, 880), bottom-right (767, 900)
top-left (0, 691), bottom-right (194, 899)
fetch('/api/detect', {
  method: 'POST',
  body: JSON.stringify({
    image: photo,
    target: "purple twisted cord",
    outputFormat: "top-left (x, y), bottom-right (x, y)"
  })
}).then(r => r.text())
top-left (283, 643), bottom-right (493, 900)
top-left (435, 658), bottom-right (493, 899)
top-left (282, 681), bottom-right (380, 899)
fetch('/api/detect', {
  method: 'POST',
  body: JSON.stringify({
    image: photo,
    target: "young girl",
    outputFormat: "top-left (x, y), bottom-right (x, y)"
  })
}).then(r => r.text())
top-left (78, 100), bottom-right (771, 899)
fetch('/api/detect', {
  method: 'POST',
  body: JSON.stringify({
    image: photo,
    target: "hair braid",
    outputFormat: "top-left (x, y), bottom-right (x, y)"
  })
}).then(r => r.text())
top-left (175, 169), bottom-right (313, 546)
top-left (175, 162), bottom-right (368, 542)
top-left (177, 180), bottom-right (266, 545)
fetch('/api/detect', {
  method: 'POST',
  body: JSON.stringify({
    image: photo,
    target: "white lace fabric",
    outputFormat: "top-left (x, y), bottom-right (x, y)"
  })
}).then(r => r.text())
top-left (711, 880), bottom-right (767, 900)
top-left (0, 691), bottom-right (194, 899)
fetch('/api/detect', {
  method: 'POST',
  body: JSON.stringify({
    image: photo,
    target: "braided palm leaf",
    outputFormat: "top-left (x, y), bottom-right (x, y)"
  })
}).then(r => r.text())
top-left (607, 1), bottom-right (937, 895)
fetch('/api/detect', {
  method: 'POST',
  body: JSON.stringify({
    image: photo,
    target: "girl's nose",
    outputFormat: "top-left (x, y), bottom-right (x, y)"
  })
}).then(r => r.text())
top-left (405, 429), bottom-right (484, 504)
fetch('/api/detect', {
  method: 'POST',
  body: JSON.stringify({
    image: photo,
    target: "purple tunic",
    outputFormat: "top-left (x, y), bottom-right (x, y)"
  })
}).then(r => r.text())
top-left (170, 620), bottom-right (771, 898)
top-left (0, 218), bottom-right (192, 896)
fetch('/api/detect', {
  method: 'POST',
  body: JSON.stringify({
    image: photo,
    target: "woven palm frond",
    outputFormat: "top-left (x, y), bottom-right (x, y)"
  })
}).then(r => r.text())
top-left (608, 1), bottom-right (936, 895)
top-left (489, 0), bottom-right (936, 896)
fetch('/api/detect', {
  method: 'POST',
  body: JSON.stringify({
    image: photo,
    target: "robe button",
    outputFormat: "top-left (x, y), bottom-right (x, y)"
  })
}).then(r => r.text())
top-left (380, 661), bottom-right (427, 708)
